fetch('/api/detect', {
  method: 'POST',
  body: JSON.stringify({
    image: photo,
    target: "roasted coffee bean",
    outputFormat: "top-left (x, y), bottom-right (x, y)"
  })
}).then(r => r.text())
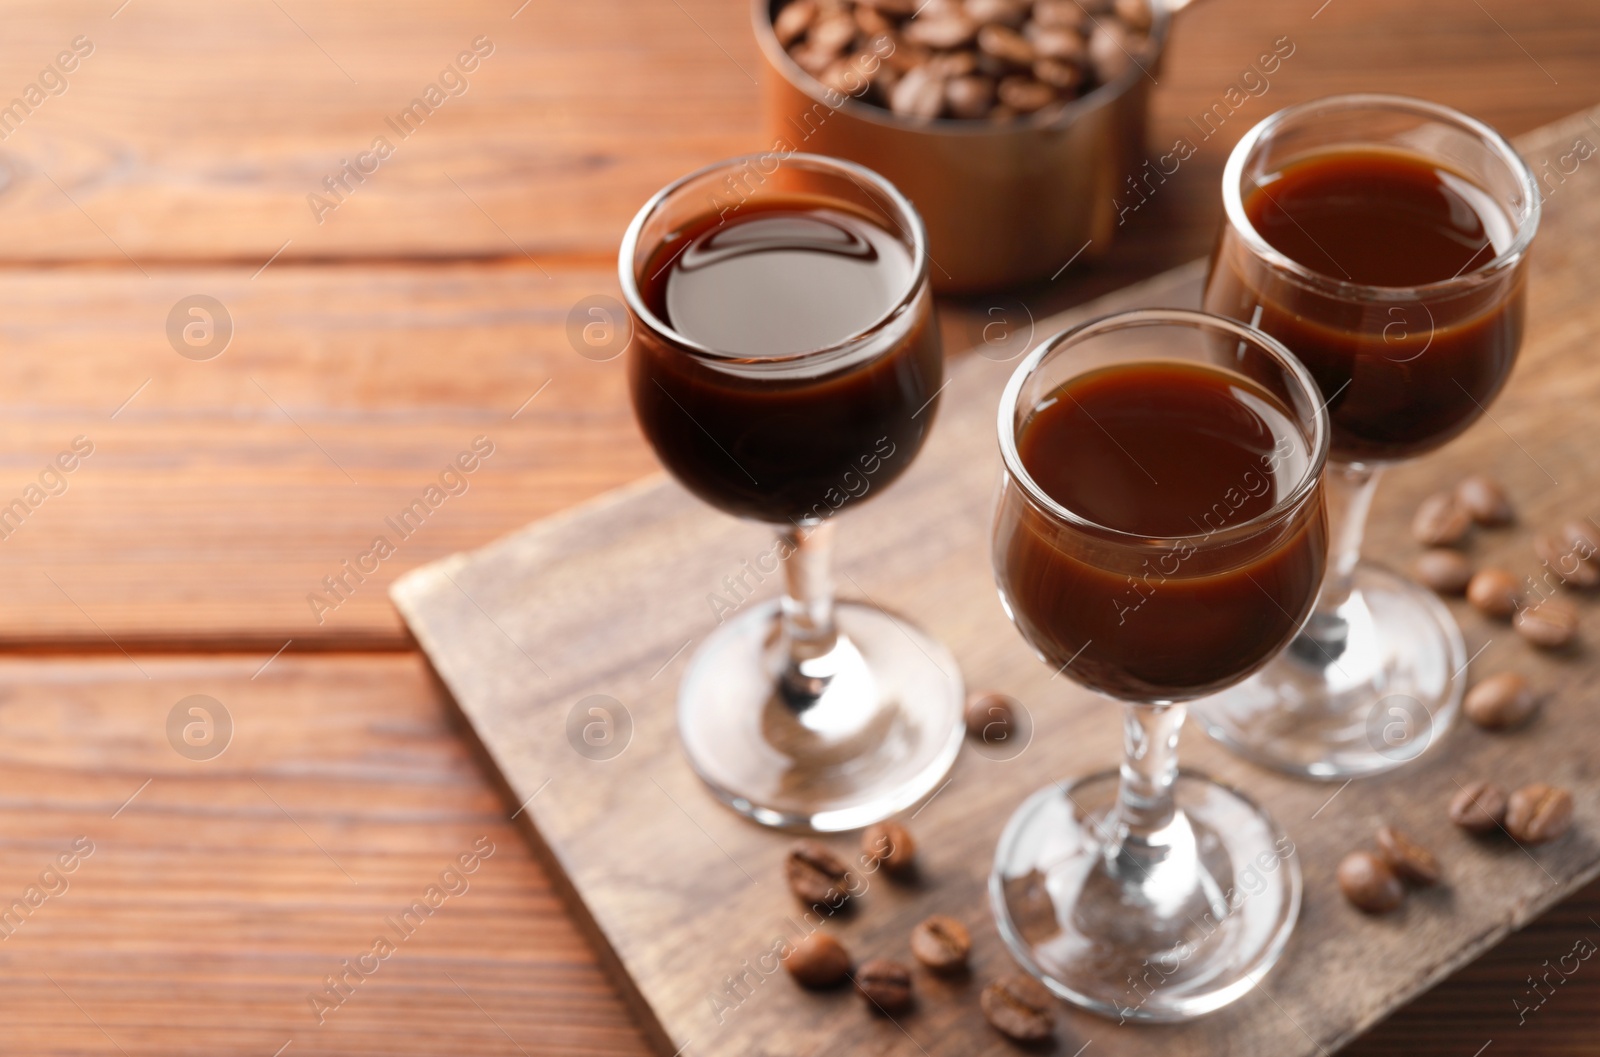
top-left (854, 4), bottom-right (895, 36)
top-left (964, 0), bottom-right (1029, 27)
top-left (810, 12), bottom-right (861, 58)
top-left (819, 59), bottom-right (864, 95)
top-left (1412, 491), bottom-right (1473, 546)
top-left (775, 0), bottom-right (819, 46)
top-left (1027, 23), bottom-right (1088, 62)
top-left (1449, 780), bottom-right (1507, 832)
top-left (926, 49), bottom-right (978, 77)
top-left (1455, 474), bottom-right (1513, 525)
top-left (966, 691), bottom-right (1017, 743)
top-left (855, 958), bottom-right (913, 1013)
top-left (1505, 783), bottom-right (1574, 844)
top-left (889, 64), bottom-right (947, 118)
top-left (1032, 0), bottom-right (1089, 29)
top-left (784, 932), bottom-right (852, 987)
top-left (1114, 0), bottom-right (1154, 32)
top-left (1337, 850), bottom-right (1404, 913)
top-left (945, 73), bottom-right (996, 118)
top-left (1033, 57), bottom-right (1084, 90)
top-left (1536, 531), bottom-right (1600, 589)
top-left (1515, 600), bottom-right (1578, 649)
top-left (1375, 825), bottom-right (1440, 886)
top-left (862, 819), bottom-right (917, 874)
top-left (1564, 519), bottom-right (1600, 558)
top-left (980, 974), bottom-right (1055, 1041)
top-left (903, 11), bottom-right (979, 48)
top-left (977, 23), bottom-right (1036, 66)
top-left (1414, 548), bottom-right (1473, 595)
top-left (1088, 22), bottom-right (1139, 82)
top-left (772, 0), bottom-right (1149, 122)
top-left (1463, 671), bottom-right (1537, 730)
top-left (786, 840), bottom-right (853, 907)
top-left (1466, 567), bottom-right (1520, 619)
top-left (910, 914), bottom-right (971, 971)
top-left (997, 74), bottom-right (1054, 112)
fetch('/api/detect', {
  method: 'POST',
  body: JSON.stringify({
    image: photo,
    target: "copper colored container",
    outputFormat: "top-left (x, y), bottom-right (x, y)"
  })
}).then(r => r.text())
top-left (752, 0), bottom-right (1179, 293)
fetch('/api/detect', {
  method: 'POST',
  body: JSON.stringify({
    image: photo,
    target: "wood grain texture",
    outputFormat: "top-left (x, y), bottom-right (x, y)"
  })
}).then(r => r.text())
top-left (0, 0), bottom-right (1593, 270)
top-left (0, 1), bottom-right (1596, 649)
top-left (0, 263), bottom-right (652, 648)
top-left (390, 104), bottom-right (1600, 1056)
top-left (1, 2), bottom-right (1599, 1054)
top-left (0, 654), bottom-right (650, 1056)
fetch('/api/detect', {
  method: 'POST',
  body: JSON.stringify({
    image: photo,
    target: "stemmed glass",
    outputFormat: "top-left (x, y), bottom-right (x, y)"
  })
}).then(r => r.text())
top-left (989, 309), bottom-right (1329, 1021)
top-left (618, 154), bottom-right (966, 832)
top-left (1195, 95), bottom-right (1541, 778)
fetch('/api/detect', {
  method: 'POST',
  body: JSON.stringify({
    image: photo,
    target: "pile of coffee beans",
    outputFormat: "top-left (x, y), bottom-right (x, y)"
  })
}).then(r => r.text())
top-left (1448, 779), bottom-right (1574, 843)
top-left (770, 0), bottom-right (1155, 122)
top-left (1337, 824), bottom-right (1439, 914)
top-left (1410, 474), bottom-right (1590, 650)
top-left (779, 812), bottom-right (1060, 1042)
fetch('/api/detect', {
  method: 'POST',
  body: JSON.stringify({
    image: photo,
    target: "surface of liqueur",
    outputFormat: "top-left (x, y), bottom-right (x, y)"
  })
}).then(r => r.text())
top-left (630, 196), bottom-right (942, 524)
top-left (1206, 146), bottom-right (1524, 462)
top-left (1000, 361), bottom-right (1326, 701)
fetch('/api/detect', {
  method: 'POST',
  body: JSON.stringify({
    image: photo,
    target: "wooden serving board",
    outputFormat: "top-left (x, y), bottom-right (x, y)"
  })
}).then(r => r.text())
top-left (391, 106), bottom-right (1600, 1057)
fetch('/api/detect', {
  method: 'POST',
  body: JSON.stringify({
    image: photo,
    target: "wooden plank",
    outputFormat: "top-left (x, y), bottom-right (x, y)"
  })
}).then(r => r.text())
top-left (0, 650), bottom-right (1593, 1056)
top-left (0, 3), bottom-right (1595, 649)
top-left (0, 653), bottom-right (650, 1056)
top-left (0, 262), bottom-right (654, 649)
top-left (392, 105), bottom-right (1600, 1056)
top-left (6, 108), bottom-right (1600, 652)
top-left (0, 0), bottom-right (1593, 268)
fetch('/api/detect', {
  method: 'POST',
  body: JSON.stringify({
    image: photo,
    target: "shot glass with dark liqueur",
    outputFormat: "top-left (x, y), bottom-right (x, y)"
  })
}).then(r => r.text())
top-left (1197, 95), bottom-right (1541, 778)
top-left (989, 309), bottom-right (1329, 1021)
top-left (619, 153), bottom-right (963, 832)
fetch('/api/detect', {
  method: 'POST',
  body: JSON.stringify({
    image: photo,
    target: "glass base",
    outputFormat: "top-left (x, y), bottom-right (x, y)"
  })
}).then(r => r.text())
top-left (1193, 561), bottom-right (1465, 779)
top-left (677, 598), bottom-right (965, 832)
top-left (990, 769), bottom-right (1301, 1023)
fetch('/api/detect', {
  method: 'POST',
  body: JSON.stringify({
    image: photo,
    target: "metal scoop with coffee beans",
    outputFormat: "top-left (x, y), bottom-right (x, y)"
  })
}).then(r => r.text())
top-left (772, 0), bottom-right (1155, 121)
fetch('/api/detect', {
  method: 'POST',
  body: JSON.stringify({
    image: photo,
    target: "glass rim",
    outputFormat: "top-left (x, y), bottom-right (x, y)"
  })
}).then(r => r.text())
top-left (996, 307), bottom-right (1331, 546)
top-left (1220, 93), bottom-right (1541, 302)
top-left (616, 152), bottom-right (930, 364)
top-left (749, 0), bottom-right (1172, 137)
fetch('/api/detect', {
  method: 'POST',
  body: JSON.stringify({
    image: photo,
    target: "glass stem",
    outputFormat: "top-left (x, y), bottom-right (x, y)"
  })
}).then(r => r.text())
top-left (1114, 702), bottom-right (1184, 848)
top-left (1292, 463), bottom-right (1382, 663)
top-left (779, 519), bottom-right (840, 704)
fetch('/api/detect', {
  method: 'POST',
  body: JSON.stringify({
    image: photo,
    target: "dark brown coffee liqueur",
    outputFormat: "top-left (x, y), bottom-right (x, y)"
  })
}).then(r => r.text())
top-left (1207, 148), bottom-right (1525, 461)
top-left (1003, 361), bottom-right (1326, 700)
top-left (786, 840), bottom-right (853, 907)
top-left (910, 915), bottom-right (971, 971)
top-left (855, 958), bottom-right (913, 1013)
top-left (784, 932), bottom-right (853, 987)
top-left (631, 197), bottom-right (941, 524)
top-left (981, 974), bottom-right (1055, 1041)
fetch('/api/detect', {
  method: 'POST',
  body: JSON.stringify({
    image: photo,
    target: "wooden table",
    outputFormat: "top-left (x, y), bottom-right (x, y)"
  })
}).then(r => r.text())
top-left (0, 1), bottom-right (1596, 1052)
